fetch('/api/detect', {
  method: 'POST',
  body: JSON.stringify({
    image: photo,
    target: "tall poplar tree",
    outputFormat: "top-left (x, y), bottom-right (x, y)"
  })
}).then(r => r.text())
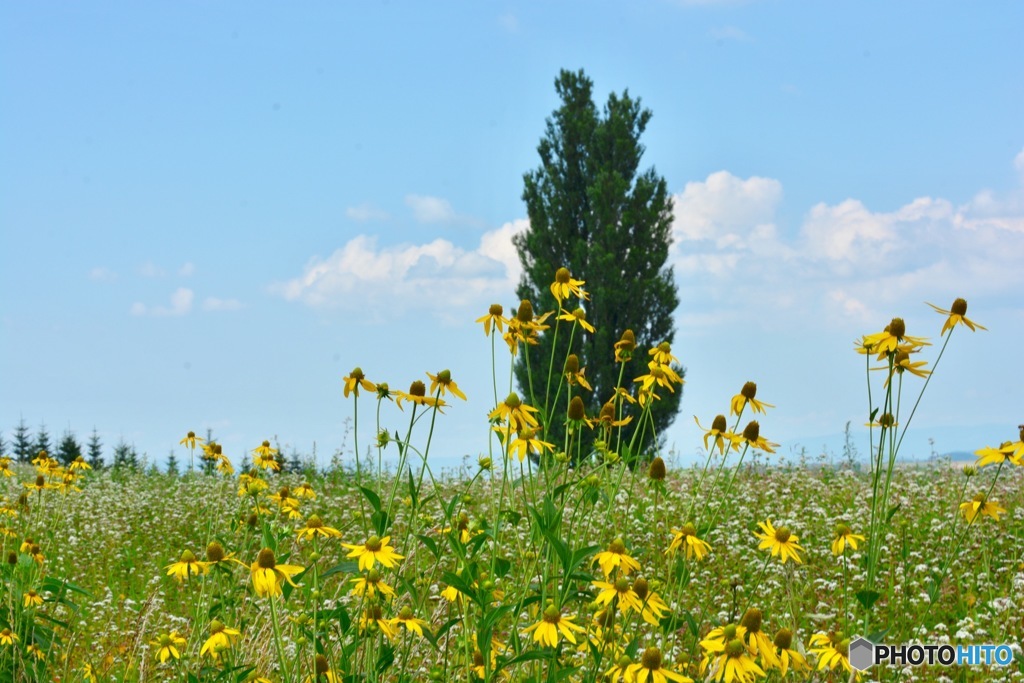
top-left (514, 69), bottom-right (682, 460)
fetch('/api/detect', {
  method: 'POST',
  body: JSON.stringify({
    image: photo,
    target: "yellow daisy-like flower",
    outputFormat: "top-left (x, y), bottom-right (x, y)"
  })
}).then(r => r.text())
top-left (648, 341), bottom-right (680, 366)
top-left (831, 523), bottom-right (866, 556)
top-left (861, 317), bottom-right (929, 359)
top-left (392, 605), bottom-right (430, 637)
top-left (523, 604), bottom-right (586, 648)
top-left (809, 632), bottom-right (852, 673)
top-left (296, 514), bottom-right (342, 540)
top-left (69, 455), bottom-right (92, 471)
top-left (666, 523), bottom-right (712, 561)
top-left (926, 298), bottom-right (986, 336)
top-left (394, 380), bottom-right (447, 411)
top-left (342, 535), bottom-right (404, 571)
top-left (427, 369), bottom-right (467, 401)
top-left (488, 392), bottom-right (540, 431)
top-left (738, 421), bottom-right (778, 454)
top-left (593, 538), bottom-right (642, 578)
top-left (730, 382), bottom-right (774, 416)
top-left (494, 426), bottom-right (556, 462)
top-left (359, 604), bottom-right (398, 641)
top-left (179, 431), bottom-right (204, 449)
top-left (738, 608), bottom-right (779, 670)
top-left (304, 655), bottom-right (341, 683)
top-left (252, 440), bottom-right (280, 471)
top-left (614, 329), bottom-right (636, 362)
top-left (0, 628), bottom-right (18, 645)
top-left (343, 367), bottom-right (376, 397)
top-left (975, 443), bottom-right (1016, 468)
top-left (563, 354), bottom-right (593, 391)
top-left (23, 590), bottom-right (44, 608)
top-left (592, 577), bottom-right (643, 613)
top-left (557, 307), bottom-right (596, 333)
top-left (200, 619), bottom-right (241, 659)
top-left (635, 361), bottom-right (682, 394)
top-left (772, 629), bottom-right (809, 676)
top-left (250, 548), bottom-right (304, 597)
top-left (293, 481), bottom-right (317, 499)
top-left (150, 631), bottom-right (187, 663)
top-left (550, 267), bottom-right (588, 303)
top-left (755, 520), bottom-right (804, 564)
top-left (25, 643), bottom-right (44, 660)
top-left (350, 568), bottom-right (396, 600)
top-left (959, 494), bottom-right (1006, 523)
top-left (166, 549), bottom-right (211, 582)
top-left (475, 303), bottom-right (509, 337)
top-left (702, 637), bottom-right (764, 683)
top-left (628, 647), bottom-right (692, 683)
top-left (694, 415), bottom-right (739, 456)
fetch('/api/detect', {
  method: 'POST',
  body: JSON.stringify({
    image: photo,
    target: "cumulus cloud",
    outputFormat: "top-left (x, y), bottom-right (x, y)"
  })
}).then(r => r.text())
top-left (405, 194), bottom-right (457, 224)
top-left (346, 203), bottom-right (390, 222)
top-left (272, 220), bottom-right (528, 318)
top-left (138, 261), bottom-right (166, 278)
top-left (203, 297), bottom-right (243, 312)
top-left (671, 155), bottom-right (1024, 331)
top-left (130, 288), bottom-right (194, 317)
top-left (178, 262), bottom-right (196, 276)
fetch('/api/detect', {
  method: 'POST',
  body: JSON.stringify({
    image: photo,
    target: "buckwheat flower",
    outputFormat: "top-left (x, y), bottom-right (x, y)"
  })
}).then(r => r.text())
top-left (730, 382), bottom-right (774, 416)
top-left (926, 298), bottom-right (986, 336)
top-left (809, 632), bottom-right (852, 674)
top-left (628, 646), bottom-right (692, 683)
top-left (755, 520), bottom-right (804, 564)
top-left (475, 303), bottom-right (508, 337)
top-left (772, 629), bottom-right (809, 676)
top-left (179, 431), bottom-right (204, 449)
top-left (831, 523), bottom-right (866, 556)
top-left (150, 631), bottom-right (187, 663)
top-left (350, 568), bottom-right (396, 600)
top-left (524, 604), bottom-right (585, 648)
top-left (558, 307), bottom-right (596, 333)
top-left (0, 628), bottom-right (19, 646)
top-left (342, 535), bottom-right (404, 571)
top-left (166, 549), bottom-right (211, 582)
top-left (297, 514), bottom-right (342, 540)
top-left (200, 620), bottom-right (241, 659)
top-left (593, 538), bottom-right (642, 578)
top-left (427, 369), bottom-right (467, 400)
top-left (250, 548), bottom-right (304, 597)
top-left (343, 367), bottom-right (376, 397)
top-left (550, 267), bottom-right (588, 303)
top-left (695, 415), bottom-right (739, 456)
top-left (959, 493), bottom-right (1006, 523)
top-left (393, 605), bottom-right (430, 637)
top-left (667, 523), bottom-right (712, 561)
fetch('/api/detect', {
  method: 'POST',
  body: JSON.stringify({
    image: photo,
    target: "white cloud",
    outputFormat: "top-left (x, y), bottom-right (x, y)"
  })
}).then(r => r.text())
top-left (130, 302), bottom-right (147, 316)
top-left (672, 171), bottom-right (782, 243)
top-left (405, 194), bottom-right (457, 224)
top-left (346, 203), bottom-right (390, 222)
top-left (203, 297), bottom-right (243, 312)
top-left (89, 267), bottom-right (117, 282)
top-left (131, 288), bottom-right (194, 317)
top-left (273, 220), bottom-right (528, 317)
top-left (138, 261), bottom-right (166, 278)
top-left (178, 262), bottom-right (196, 276)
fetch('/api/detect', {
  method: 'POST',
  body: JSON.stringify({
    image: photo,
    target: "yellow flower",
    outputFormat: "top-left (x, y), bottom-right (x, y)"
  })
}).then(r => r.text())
top-left (0, 628), bottom-right (18, 646)
top-left (304, 655), bottom-right (341, 683)
top-left (635, 361), bottom-right (682, 394)
top-left (359, 604), bottom-right (398, 641)
top-left (489, 392), bottom-right (540, 431)
top-left (342, 535), bottom-right (404, 572)
top-left (667, 524), bottom-right (712, 561)
top-left (975, 443), bottom-right (1016, 468)
top-left (738, 421), bottom-right (778, 454)
top-left (593, 577), bottom-right (643, 613)
top-left (296, 514), bottom-right (342, 540)
top-left (179, 431), bottom-right (204, 449)
top-left (593, 537), bottom-right (642, 578)
top-left (343, 367), bottom-right (376, 397)
top-left (427, 369), bottom-right (467, 400)
top-left (150, 631), bottom-right (187, 663)
top-left (632, 577), bottom-right (670, 626)
top-left (23, 590), bottom-right (44, 608)
top-left (81, 663), bottom-right (98, 683)
top-left (26, 643), bottom-right (44, 660)
top-left (523, 604), bottom-right (585, 648)
top-left (701, 637), bottom-right (764, 683)
top-left (648, 341), bottom-right (680, 366)
top-left (166, 549), bottom-right (211, 582)
top-left (926, 298), bottom-right (986, 336)
top-left (739, 608), bottom-right (779, 670)
top-left (563, 354), bottom-right (593, 391)
top-left (627, 647), bottom-right (692, 683)
top-left (200, 620), bottom-right (241, 659)
top-left (959, 494), bottom-right (1006, 523)
top-left (614, 329), bottom-right (636, 362)
top-left (250, 548), bottom-right (304, 597)
top-left (861, 317), bottom-right (929, 359)
top-left (392, 605), bottom-right (430, 637)
top-left (772, 629), bottom-right (809, 676)
top-left (494, 426), bottom-right (555, 462)
top-left (730, 382), bottom-right (774, 416)
top-left (755, 520), bottom-right (804, 564)
top-left (69, 455), bottom-right (92, 471)
top-left (809, 632), bottom-right (852, 673)
top-left (694, 415), bottom-right (739, 456)
top-left (557, 307), bottom-right (596, 333)
top-left (831, 523), bottom-right (866, 556)
top-left (294, 481), bottom-right (317, 499)
top-left (475, 303), bottom-right (509, 337)
top-left (350, 568), bottom-right (396, 600)
top-left (550, 267), bottom-right (588, 303)
top-left (395, 380), bottom-right (447, 411)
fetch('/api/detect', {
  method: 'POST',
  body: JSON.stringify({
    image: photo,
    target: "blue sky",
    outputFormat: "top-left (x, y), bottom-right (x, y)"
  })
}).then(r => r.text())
top-left (2, 1), bottom-right (1022, 470)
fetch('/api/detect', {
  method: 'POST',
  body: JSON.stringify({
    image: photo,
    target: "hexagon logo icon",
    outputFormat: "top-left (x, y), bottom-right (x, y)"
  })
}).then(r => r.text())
top-left (849, 637), bottom-right (875, 671)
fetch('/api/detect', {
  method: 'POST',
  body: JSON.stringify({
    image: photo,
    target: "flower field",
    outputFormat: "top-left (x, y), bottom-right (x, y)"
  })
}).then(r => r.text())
top-left (2, 273), bottom-right (1021, 682)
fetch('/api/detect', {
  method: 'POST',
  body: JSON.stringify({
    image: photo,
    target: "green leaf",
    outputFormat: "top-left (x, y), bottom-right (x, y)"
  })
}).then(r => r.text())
top-left (885, 503), bottom-right (901, 523)
top-left (855, 589), bottom-right (881, 610)
top-left (359, 486), bottom-right (382, 512)
top-left (417, 534), bottom-right (440, 560)
top-left (320, 560), bottom-right (360, 581)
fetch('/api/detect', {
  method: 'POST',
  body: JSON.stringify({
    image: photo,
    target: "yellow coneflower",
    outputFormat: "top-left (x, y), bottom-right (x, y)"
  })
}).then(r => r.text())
top-left (350, 568), bottom-right (396, 600)
top-left (341, 536), bottom-right (404, 571)
top-left (635, 361), bottom-right (682, 394)
top-left (772, 629), bottom-right (809, 676)
top-left (0, 628), bottom-right (19, 646)
top-left (392, 605), bottom-right (430, 637)
top-left (926, 298), bottom-right (986, 336)
top-left (23, 590), bottom-right (44, 608)
top-left (975, 443), bottom-right (1016, 468)
top-left (427, 369), bottom-right (467, 400)
top-left (359, 603), bottom-right (398, 641)
top-left (200, 620), bottom-right (241, 659)
top-left (649, 341), bottom-right (680, 366)
top-left (268, 486), bottom-right (299, 511)
top-left (605, 654), bottom-right (634, 682)
top-left (730, 382), bottom-right (774, 416)
top-left (809, 632), bottom-right (852, 674)
top-left (395, 380), bottom-right (447, 411)
top-left (150, 631), bottom-right (187, 663)
top-left (475, 303), bottom-right (508, 337)
top-left (250, 548), bottom-right (304, 598)
top-left (488, 392), bottom-right (540, 431)
top-left (755, 520), bottom-right (804, 564)
top-left (702, 637), bottom-right (764, 683)
top-left (593, 538), bottom-right (642, 578)
top-left (959, 493), bottom-right (1006, 523)
top-left (550, 267), bottom-right (588, 303)
top-left (523, 604), bottom-right (585, 647)
top-left (831, 523), bottom-right (866, 556)
top-left (593, 577), bottom-right (644, 613)
top-left (166, 549), bottom-right (211, 582)
top-left (739, 608), bottom-right (779, 669)
top-left (179, 431), bottom-right (204, 449)
top-left (563, 354), bottom-right (593, 391)
top-left (695, 415), bottom-right (739, 456)
top-left (296, 514), bottom-right (342, 540)
top-left (614, 329), bottom-right (636, 362)
top-left (738, 421), bottom-right (778, 454)
top-left (627, 646), bottom-right (692, 683)
top-left (632, 577), bottom-right (670, 626)
top-left (343, 367), bottom-right (376, 397)
top-left (861, 317), bottom-right (929, 359)
top-left (69, 456), bottom-right (92, 471)
top-left (252, 441), bottom-right (280, 471)
top-left (558, 307), bottom-right (596, 333)
top-left (293, 481), bottom-right (317, 499)
top-left (667, 523), bottom-right (712, 561)
top-left (303, 655), bottom-right (341, 683)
